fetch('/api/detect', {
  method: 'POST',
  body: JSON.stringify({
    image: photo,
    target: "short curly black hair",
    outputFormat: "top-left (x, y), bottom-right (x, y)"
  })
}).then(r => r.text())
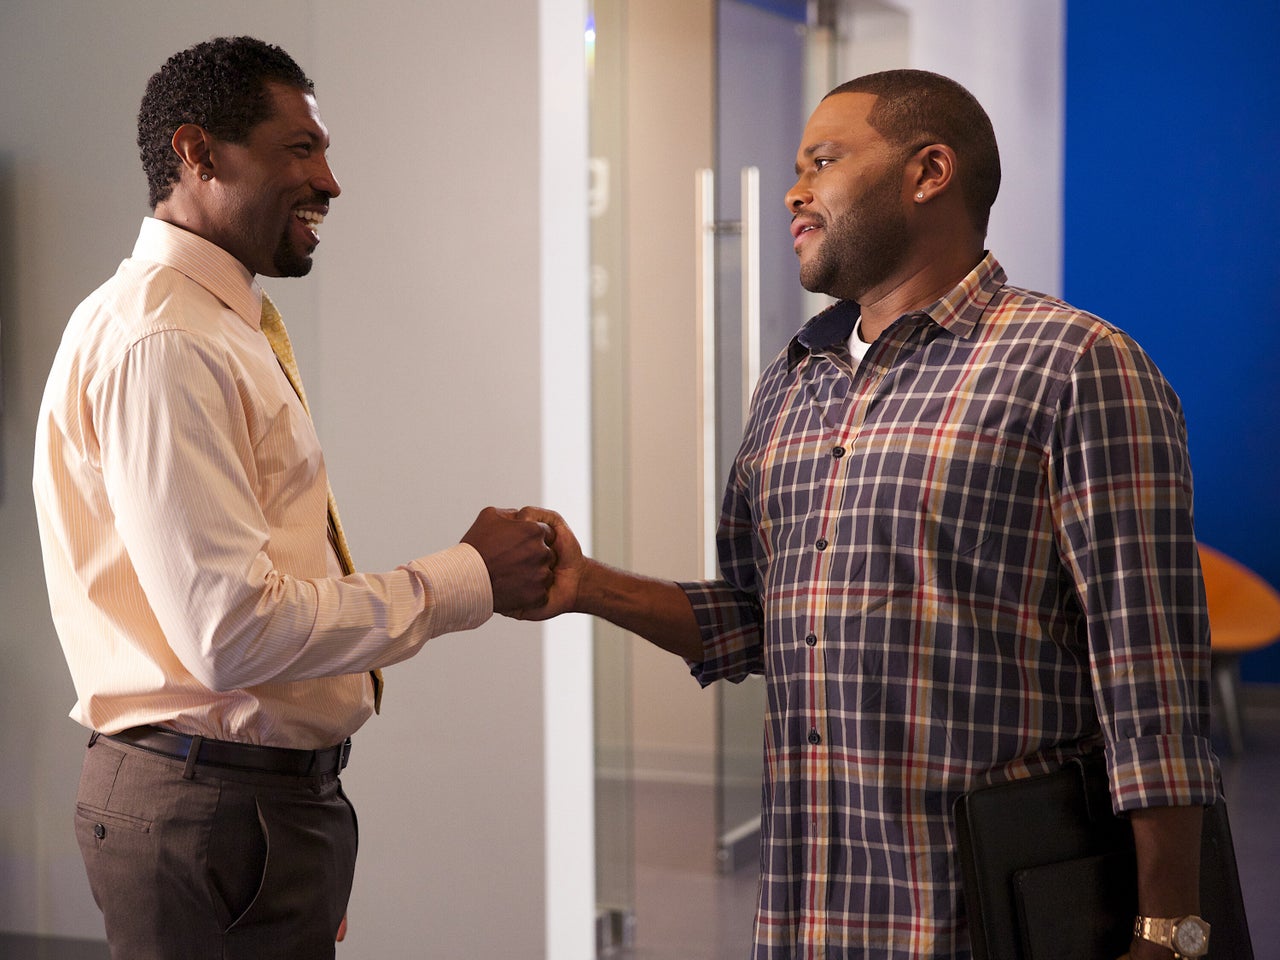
top-left (137, 36), bottom-right (314, 208)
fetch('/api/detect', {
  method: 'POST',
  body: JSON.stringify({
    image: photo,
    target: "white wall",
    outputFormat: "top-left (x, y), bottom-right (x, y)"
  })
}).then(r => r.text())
top-left (877, 0), bottom-right (1065, 295)
top-left (0, 2), bottom-right (593, 956)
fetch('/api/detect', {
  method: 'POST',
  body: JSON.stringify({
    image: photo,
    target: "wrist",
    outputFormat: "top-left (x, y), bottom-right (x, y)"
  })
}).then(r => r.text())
top-left (1127, 937), bottom-right (1175, 960)
top-left (572, 556), bottom-right (609, 616)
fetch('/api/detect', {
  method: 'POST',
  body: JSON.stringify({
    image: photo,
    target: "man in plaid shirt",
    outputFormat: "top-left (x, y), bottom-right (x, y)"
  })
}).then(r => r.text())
top-left (525, 70), bottom-right (1216, 959)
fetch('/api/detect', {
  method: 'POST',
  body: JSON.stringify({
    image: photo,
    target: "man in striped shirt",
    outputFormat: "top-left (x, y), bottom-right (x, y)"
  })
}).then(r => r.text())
top-left (33, 37), bottom-right (555, 958)
top-left (527, 70), bottom-right (1216, 959)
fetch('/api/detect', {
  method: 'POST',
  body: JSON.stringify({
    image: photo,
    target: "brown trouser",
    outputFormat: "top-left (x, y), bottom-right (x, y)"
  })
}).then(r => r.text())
top-left (75, 733), bottom-right (358, 959)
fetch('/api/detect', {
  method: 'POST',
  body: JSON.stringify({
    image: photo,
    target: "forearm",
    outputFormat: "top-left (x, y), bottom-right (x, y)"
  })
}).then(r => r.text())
top-left (1128, 804), bottom-right (1203, 959)
top-left (575, 558), bottom-right (704, 661)
top-left (165, 545), bottom-right (492, 690)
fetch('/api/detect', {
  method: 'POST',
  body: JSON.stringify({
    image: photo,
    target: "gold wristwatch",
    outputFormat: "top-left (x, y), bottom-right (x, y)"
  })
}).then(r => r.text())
top-left (1133, 915), bottom-right (1210, 958)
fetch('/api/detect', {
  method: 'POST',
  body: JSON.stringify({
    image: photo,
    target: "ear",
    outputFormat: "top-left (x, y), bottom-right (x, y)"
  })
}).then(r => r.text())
top-left (907, 143), bottom-right (957, 204)
top-left (171, 123), bottom-right (215, 182)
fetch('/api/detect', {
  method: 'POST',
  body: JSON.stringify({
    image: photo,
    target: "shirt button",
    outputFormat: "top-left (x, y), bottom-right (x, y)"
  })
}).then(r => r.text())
top-left (805, 633), bottom-right (817, 647)
top-left (815, 538), bottom-right (828, 551)
top-left (807, 729), bottom-right (821, 745)
top-left (832, 446), bottom-right (845, 459)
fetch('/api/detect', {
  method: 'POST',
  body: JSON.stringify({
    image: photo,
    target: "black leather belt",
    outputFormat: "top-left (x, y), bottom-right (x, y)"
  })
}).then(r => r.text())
top-left (102, 725), bottom-right (352, 778)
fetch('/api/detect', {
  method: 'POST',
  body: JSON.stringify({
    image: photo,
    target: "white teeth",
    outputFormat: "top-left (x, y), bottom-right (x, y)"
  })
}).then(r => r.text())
top-left (295, 210), bottom-right (324, 229)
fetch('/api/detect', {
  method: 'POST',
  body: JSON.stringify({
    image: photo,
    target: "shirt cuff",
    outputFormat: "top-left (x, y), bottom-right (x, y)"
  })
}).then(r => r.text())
top-left (678, 579), bottom-right (764, 687)
top-left (407, 542), bottom-right (493, 635)
top-left (1105, 733), bottom-right (1219, 812)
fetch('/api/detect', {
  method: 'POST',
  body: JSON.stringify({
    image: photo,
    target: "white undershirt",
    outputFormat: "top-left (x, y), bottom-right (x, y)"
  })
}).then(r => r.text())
top-left (848, 316), bottom-right (872, 363)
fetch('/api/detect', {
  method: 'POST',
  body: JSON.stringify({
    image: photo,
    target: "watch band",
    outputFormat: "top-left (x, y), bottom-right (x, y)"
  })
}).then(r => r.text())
top-left (1134, 914), bottom-right (1210, 958)
top-left (1135, 916), bottom-right (1172, 956)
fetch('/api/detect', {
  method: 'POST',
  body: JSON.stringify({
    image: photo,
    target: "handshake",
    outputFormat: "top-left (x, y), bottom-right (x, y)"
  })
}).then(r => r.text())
top-left (459, 506), bottom-right (581, 620)
top-left (458, 507), bottom-right (702, 662)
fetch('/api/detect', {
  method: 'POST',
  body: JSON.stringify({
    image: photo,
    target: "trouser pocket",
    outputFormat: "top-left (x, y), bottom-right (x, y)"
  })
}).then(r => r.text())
top-left (206, 787), bottom-right (271, 931)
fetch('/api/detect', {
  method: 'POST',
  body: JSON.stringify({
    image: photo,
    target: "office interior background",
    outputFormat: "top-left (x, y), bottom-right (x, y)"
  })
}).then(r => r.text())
top-left (1, 1), bottom-right (1275, 957)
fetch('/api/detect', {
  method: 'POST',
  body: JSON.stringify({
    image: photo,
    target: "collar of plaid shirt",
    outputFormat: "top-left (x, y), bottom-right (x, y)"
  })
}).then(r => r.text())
top-left (786, 252), bottom-right (1005, 369)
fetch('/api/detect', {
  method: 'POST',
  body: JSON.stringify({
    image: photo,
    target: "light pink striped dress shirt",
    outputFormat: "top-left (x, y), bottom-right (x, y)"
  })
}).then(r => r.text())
top-left (34, 217), bottom-right (493, 748)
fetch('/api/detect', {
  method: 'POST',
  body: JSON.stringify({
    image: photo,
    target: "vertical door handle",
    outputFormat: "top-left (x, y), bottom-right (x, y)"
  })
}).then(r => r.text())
top-left (695, 168), bottom-right (718, 579)
top-left (740, 166), bottom-right (760, 423)
top-left (694, 166), bottom-right (761, 579)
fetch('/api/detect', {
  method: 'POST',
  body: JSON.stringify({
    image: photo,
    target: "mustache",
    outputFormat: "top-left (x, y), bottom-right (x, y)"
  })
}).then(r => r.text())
top-left (791, 211), bottom-right (825, 225)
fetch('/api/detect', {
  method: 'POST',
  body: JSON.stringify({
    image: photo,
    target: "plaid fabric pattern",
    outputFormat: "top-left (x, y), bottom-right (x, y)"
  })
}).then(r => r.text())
top-left (679, 254), bottom-right (1217, 959)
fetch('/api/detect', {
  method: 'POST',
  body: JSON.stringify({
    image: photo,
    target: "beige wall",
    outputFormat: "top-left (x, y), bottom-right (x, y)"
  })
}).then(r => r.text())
top-left (0, 2), bottom-right (592, 956)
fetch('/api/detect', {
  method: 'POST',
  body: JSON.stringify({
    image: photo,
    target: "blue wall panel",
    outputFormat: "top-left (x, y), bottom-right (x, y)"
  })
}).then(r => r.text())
top-left (1064, 2), bottom-right (1280, 681)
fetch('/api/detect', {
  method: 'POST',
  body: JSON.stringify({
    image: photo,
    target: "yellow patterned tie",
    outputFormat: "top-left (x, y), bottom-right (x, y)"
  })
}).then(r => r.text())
top-left (260, 292), bottom-right (384, 713)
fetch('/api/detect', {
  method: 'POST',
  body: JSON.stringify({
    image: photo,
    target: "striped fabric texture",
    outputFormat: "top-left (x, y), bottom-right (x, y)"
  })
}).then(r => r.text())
top-left (33, 218), bottom-right (492, 749)
top-left (259, 291), bottom-right (384, 712)
top-left (680, 254), bottom-right (1217, 959)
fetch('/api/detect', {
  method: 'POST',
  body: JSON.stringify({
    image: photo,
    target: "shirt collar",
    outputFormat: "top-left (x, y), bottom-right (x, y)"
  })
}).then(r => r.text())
top-left (788, 299), bottom-right (861, 369)
top-left (132, 217), bottom-right (262, 330)
top-left (786, 252), bottom-right (1007, 370)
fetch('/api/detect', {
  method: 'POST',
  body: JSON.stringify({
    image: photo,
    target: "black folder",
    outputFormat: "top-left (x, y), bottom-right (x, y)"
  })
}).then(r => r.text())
top-left (954, 754), bottom-right (1253, 960)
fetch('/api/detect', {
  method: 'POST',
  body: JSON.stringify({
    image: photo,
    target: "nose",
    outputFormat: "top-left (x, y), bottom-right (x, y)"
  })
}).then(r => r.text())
top-left (785, 173), bottom-right (810, 212)
top-left (313, 156), bottom-right (342, 199)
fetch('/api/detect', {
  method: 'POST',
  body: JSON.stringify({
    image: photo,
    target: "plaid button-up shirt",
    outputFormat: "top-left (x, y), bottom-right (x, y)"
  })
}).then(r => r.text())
top-left (680, 254), bottom-right (1217, 959)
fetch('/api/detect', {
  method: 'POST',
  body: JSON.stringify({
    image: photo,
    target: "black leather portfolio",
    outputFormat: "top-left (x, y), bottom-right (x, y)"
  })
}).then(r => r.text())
top-left (954, 754), bottom-right (1253, 960)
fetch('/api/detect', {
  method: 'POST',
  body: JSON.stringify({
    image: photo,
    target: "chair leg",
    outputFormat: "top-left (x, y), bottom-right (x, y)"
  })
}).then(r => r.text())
top-left (1212, 653), bottom-right (1245, 756)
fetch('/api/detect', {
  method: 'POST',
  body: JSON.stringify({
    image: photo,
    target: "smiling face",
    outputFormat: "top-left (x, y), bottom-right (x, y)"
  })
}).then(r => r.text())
top-left (206, 82), bottom-right (341, 277)
top-left (785, 92), bottom-right (913, 303)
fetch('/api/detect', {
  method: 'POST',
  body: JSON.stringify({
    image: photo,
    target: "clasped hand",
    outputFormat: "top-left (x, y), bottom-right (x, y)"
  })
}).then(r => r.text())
top-left (461, 506), bottom-right (556, 615)
top-left (460, 506), bottom-right (582, 619)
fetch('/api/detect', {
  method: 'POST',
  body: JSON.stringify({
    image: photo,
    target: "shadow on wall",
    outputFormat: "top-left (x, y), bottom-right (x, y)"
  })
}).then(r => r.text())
top-left (0, 151), bottom-right (15, 504)
top-left (0, 152), bottom-right (12, 501)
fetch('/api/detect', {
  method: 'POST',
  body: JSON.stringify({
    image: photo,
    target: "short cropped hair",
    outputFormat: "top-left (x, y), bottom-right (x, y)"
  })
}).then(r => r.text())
top-left (137, 36), bottom-right (314, 208)
top-left (827, 69), bottom-right (1001, 234)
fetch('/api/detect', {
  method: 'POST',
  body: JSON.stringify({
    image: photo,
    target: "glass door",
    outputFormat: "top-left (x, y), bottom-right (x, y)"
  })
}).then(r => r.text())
top-left (589, 0), bottom-right (636, 948)
top-left (588, 3), bottom-right (855, 948)
top-left (710, 0), bottom-right (835, 871)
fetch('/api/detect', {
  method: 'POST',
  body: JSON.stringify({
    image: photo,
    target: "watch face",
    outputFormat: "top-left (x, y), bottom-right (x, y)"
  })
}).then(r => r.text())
top-left (1173, 918), bottom-right (1209, 955)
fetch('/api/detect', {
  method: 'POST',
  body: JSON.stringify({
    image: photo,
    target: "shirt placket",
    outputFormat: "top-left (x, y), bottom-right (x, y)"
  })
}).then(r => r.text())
top-left (798, 352), bottom-right (880, 957)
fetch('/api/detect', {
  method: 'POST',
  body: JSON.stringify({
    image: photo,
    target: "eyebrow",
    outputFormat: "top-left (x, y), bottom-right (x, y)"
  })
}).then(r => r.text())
top-left (283, 127), bottom-right (330, 148)
top-left (795, 140), bottom-right (841, 175)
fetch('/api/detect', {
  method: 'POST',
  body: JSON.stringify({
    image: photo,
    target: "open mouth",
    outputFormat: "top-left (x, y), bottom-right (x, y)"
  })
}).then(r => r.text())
top-left (294, 208), bottom-right (325, 242)
top-left (791, 219), bottom-right (821, 251)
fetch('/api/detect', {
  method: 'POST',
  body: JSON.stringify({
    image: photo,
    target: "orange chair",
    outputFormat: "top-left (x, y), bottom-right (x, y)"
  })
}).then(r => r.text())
top-left (1198, 543), bottom-right (1280, 756)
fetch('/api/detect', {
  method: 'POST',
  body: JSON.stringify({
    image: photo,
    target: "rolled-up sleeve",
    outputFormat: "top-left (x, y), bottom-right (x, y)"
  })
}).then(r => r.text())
top-left (679, 451), bottom-right (766, 686)
top-left (1049, 327), bottom-right (1217, 810)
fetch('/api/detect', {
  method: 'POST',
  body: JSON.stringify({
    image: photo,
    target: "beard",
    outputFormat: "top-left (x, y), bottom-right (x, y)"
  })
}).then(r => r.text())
top-left (271, 226), bottom-right (315, 278)
top-left (798, 166), bottom-right (911, 303)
